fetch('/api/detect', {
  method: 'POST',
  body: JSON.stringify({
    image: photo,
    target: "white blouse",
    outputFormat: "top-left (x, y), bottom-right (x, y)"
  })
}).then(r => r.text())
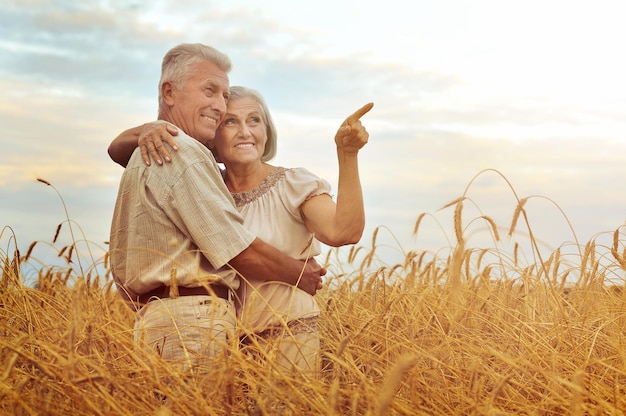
top-left (231, 166), bottom-right (331, 332)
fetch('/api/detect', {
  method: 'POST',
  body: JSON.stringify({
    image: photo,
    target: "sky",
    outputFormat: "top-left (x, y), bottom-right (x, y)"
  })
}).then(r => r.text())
top-left (1, 0), bottom-right (625, 278)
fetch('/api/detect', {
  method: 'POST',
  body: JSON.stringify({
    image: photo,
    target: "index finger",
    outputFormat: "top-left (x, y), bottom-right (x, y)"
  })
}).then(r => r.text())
top-left (345, 102), bottom-right (374, 124)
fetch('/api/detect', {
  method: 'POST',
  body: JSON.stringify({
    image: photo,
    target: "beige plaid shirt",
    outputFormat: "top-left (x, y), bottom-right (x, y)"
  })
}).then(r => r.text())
top-left (109, 122), bottom-right (255, 302)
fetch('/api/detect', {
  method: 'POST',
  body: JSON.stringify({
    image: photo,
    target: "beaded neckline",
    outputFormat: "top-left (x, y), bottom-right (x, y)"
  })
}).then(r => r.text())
top-left (229, 167), bottom-right (287, 208)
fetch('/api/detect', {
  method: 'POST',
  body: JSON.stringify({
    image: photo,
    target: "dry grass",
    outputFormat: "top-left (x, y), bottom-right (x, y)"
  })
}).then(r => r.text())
top-left (2, 174), bottom-right (626, 415)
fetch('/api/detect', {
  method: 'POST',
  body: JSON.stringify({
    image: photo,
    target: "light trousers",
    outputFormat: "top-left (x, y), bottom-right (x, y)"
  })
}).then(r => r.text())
top-left (134, 295), bottom-right (236, 371)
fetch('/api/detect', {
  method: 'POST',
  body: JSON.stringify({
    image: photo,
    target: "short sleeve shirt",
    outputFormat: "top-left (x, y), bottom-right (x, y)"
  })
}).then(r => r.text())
top-left (109, 122), bottom-right (255, 301)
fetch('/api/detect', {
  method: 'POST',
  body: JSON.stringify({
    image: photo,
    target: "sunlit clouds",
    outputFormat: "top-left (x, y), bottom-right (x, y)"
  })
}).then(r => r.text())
top-left (1, 0), bottom-right (625, 263)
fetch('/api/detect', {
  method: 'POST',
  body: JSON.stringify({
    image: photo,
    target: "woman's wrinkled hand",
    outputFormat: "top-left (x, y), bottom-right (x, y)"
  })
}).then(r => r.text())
top-left (138, 122), bottom-right (180, 166)
top-left (334, 102), bottom-right (373, 154)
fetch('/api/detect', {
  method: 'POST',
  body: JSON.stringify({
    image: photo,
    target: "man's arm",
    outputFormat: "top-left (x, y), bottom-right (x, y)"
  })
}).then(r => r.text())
top-left (171, 153), bottom-right (324, 296)
top-left (230, 238), bottom-right (325, 295)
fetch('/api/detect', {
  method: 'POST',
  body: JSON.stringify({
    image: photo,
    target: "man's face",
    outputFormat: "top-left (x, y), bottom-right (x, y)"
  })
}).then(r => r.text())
top-left (166, 60), bottom-right (229, 144)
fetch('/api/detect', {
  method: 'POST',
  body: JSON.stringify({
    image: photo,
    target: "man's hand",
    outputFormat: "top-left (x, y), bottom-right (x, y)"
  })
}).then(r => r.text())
top-left (230, 238), bottom-right (327, 296)
top-left (296, 258), bottom-right (327, 296)
top-left (138, 122), bottom-right (180, 166)
top-left (334, 102), bottom-right (373, 154)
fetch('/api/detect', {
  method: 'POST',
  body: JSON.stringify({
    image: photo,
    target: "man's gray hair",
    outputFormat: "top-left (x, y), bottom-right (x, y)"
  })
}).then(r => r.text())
top-left (158, 43), bottom-right (232, 111)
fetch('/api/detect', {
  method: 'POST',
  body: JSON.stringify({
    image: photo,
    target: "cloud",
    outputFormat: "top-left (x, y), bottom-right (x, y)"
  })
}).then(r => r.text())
top-left (1, 0), bottom-right (625, 272)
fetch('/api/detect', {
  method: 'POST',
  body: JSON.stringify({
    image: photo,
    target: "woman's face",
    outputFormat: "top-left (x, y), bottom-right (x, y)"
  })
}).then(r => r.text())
top-left (212, 97), bottom-right (267, 167)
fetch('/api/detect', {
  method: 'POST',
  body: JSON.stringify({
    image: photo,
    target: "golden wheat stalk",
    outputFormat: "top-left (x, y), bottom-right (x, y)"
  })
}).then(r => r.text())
top-left (374, 354), bottom-right (419, 416)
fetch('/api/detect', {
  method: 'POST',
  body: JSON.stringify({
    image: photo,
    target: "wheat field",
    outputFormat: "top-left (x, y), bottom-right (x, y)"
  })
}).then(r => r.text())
top-left (2, 176), bottom-right (626, 415)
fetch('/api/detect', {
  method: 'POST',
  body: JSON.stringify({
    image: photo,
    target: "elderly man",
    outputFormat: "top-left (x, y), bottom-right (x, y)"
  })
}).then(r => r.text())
top-left (109, 43), bottom-right (324, 369)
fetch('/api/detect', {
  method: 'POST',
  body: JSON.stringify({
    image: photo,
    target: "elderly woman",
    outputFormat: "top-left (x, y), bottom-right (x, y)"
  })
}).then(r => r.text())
top-left (109, 87), bottom-right (373, 376)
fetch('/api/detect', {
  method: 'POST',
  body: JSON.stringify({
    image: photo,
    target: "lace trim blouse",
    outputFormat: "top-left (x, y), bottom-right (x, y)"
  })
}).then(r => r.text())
top-left (229, 165), bottom-right (332, 331)
top-left (230, 166), bottom-right (289, 208)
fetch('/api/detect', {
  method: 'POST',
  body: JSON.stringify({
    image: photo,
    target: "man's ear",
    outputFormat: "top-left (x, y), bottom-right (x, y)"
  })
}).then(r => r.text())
top-left (161, 81), bottom-right (175, 105)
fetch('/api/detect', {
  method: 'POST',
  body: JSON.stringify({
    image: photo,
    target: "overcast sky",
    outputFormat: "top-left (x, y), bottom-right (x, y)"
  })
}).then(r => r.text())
top-left (1, 0), bottom-right (625, 275)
